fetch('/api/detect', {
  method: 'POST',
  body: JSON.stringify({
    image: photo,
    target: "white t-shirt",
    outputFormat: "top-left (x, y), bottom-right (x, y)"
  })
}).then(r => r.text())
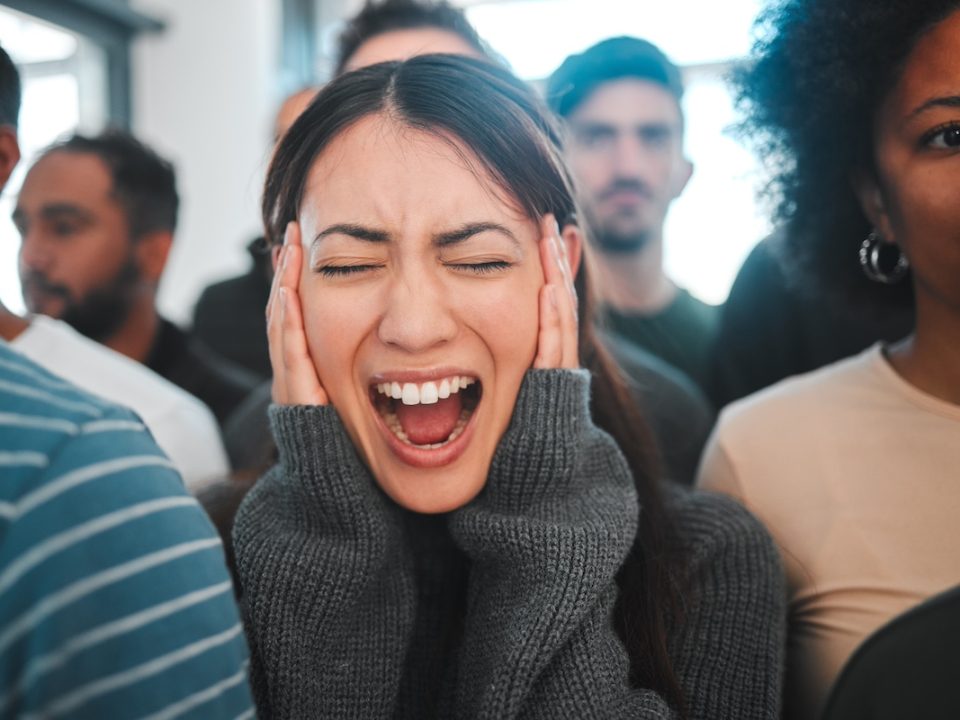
top-left (698, 345), bottom-right (960, 720)
top-left (13, 315), bottom-right (229, 490)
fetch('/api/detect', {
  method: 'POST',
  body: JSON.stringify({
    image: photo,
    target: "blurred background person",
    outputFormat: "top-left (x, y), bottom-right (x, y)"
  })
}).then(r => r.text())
top-left (15, 130), bottom-right (258, 425)
top-left (191, 86), bottom-right (320, 382)
top-left (708, 228), bottom-right (914, 409)
top-left (0, 46), bottom-right (227, 490)
top-left (698, 1), bottom-right (960, 717)
top-left (547, 37), bottom-right (718, 394)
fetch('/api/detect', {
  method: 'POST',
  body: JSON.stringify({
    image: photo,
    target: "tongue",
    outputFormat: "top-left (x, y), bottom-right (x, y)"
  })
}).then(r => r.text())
top-left (395, 393), bottom-right (464, 445)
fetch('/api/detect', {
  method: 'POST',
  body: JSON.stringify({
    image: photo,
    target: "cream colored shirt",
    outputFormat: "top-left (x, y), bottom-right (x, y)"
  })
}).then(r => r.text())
top-left (697, 345), bottom-right (960, 720)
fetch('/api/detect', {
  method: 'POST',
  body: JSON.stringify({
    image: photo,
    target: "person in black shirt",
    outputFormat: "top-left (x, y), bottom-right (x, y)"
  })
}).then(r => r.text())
top-left (546, 38), bottom-right (719, 392)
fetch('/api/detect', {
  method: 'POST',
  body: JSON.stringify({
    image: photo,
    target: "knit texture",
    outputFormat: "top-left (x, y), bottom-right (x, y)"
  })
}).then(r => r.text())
top-left (234, 369), bottom-right (784, 718)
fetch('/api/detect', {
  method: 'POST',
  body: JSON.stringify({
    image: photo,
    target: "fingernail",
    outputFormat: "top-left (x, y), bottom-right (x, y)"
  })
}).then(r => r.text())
top-left (284, 222), bottom-right (295, 245)
top-left (279, 287), bottom-right (287, 311)
top-left (549, 284), bottom-right (559, 309)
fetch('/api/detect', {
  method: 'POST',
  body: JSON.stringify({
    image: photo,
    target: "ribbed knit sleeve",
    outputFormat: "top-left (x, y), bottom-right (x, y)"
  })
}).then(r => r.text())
top-left (232, 404), bottom-right (415, 719)
top-left (665, 487), bottom-right (786, 719)
top-left (448, 369), bottom-right (674, 718)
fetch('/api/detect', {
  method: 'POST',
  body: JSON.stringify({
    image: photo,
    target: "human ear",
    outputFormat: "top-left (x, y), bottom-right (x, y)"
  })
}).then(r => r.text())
top-left (135, 231), bottom-right (174, 284)
top-left (0, 127), bottom-right (21, 191)
top-left (852, 170), bottom-right (895, 242)
top-left (560, 223), bottom-right (583, 278)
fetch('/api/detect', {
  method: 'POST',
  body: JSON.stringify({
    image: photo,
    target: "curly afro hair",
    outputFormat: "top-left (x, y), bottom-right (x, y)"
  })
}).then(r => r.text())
top-left (735, 0), bottom-right (960, 311)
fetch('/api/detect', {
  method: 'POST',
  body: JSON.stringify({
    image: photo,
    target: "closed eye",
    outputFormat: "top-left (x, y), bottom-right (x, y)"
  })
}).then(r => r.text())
top-left (446, 260), bottom-right (513, 275)
top-left (315, 264), bottom-right (381, 278)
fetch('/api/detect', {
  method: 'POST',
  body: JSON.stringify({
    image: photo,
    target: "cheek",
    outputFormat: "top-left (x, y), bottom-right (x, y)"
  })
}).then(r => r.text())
top-left (454, 266), bottom-right (542, 373)
top-left (569, 151), bottom-right (607, 190)
top-left (299, 280), bottom-right (371, 390)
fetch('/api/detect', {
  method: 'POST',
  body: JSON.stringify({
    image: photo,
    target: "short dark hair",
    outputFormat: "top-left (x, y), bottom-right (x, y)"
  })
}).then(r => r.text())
top-left (46, 129), bottom-right (179, 240)
top-left (546, 36), bottom-right (684, 118)
top-left (735, 0), bottom-right (960, 310)
top-left (0, 44), bottom-right (21, 129)
top-left (335, 0), bottom-right (489, 74)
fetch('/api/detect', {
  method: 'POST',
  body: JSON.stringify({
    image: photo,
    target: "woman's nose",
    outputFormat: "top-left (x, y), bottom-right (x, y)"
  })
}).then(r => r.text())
top-left (377, 272), bottom-right (458, 353)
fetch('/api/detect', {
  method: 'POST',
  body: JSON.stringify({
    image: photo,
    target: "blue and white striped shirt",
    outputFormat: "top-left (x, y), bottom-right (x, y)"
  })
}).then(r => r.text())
top-left (0, 340), bottom-right (253, 719)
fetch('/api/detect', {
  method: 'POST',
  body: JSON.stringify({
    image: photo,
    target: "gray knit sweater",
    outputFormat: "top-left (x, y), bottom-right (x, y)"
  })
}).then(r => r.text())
top-left (234, 370), bottom-right (784, 719)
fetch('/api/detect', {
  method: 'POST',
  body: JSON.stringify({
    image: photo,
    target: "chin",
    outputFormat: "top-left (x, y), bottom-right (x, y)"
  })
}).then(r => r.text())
top-left (376, 465), bottom-right (488, 514)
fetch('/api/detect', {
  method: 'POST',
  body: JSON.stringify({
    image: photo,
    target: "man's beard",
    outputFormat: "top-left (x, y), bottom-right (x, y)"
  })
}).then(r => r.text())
top-left (22, 256), bottom-right (141, 343)
top-left (584, 179), bottom-right (653, 254)
top-left (592, 224), bottom-right (651, 254)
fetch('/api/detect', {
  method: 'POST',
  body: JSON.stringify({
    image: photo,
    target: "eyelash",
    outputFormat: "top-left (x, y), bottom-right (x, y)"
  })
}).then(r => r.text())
top-left (447, 261), bottom-right (512, 274)
top-left (315, 261), bottom-right (512, 277)
top-left (920, 122), bottom-right (960, 149)
top-left (315, 264), bottom-right (379, 278)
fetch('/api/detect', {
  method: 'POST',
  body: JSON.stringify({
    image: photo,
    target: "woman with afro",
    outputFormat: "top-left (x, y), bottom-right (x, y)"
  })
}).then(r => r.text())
top-left (698, 1), bottom-right (960, 717)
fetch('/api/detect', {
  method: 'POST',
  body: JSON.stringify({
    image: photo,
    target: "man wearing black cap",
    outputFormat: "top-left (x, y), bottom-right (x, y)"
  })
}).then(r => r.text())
top-left (547, 37), bottom-right (718, 392)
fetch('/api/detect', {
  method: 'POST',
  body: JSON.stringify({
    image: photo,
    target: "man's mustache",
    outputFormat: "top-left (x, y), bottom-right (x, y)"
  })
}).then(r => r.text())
top-left (597, 180), bottom-right (652, 202)
top-left (21, 272), bottom-right (73, 302)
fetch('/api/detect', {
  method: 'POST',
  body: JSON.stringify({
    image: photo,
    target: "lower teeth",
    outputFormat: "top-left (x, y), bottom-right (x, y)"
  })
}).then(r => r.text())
top-left (384, 408), bottom-right (471, 449)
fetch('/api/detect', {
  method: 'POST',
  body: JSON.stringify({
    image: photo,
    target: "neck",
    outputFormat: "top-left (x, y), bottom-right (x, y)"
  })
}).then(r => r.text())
top-left (885, 292), bottom-right (960, 405)
top-left (102, 292), bottom-right (161, 363)
top-left (592, 235), bottom-right (676, 313)
top-left (0, 304), bottom-right (28, 342)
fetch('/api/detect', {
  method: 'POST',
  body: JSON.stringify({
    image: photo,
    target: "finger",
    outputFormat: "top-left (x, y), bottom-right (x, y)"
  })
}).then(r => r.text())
top-left (538, 216), bottom-right (579, 368)
top-left (538, 214), bottom-right (562, 287)
top-left (280, 287), bottom-right (328, 405)
top-left (266, 222), bottom-right (296, 320)
top-left (533, 284), bottom-right (562, 369)
top-left (267, 242), bottom-right (291, 402)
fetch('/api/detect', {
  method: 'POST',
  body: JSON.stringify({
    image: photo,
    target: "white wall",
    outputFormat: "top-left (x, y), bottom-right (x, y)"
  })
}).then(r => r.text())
top-left (131, 0), bottom-right (281, 324)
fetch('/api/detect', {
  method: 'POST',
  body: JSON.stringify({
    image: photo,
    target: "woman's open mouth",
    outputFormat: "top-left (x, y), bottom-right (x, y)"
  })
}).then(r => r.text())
top-left (370, 374), bottom-right (482, 450)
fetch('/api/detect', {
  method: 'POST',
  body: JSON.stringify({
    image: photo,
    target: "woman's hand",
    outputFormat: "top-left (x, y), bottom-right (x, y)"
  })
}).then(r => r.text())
top-left (533, 214), bottom-right (580, 369)
top-left (266, 221), bottom-right (328, 405)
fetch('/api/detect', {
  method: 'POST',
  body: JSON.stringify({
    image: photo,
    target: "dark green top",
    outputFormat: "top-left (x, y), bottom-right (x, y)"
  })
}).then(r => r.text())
top-left (234, 370), bottom-right (784, 718)
top-left (604, 288), bottom-right (720, 393)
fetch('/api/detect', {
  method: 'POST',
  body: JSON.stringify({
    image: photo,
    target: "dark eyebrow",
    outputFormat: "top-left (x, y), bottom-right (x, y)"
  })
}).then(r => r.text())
top-left (571, 121), bottom-right (617, 134)
top-left (907, 95), bottom-right (960, 121)
top-left (435, 222), bottom-right (519, 248)
top-left (40, 204), bottom-right (95, 222)
top-left (313, 223), bottom-right (389, 246)
top-left (12, 203), bottom-right (94, 227)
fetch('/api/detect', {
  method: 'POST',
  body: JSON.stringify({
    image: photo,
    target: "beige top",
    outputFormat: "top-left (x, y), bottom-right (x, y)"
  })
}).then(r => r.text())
top-left (697, 345), bottom-right (960, 720)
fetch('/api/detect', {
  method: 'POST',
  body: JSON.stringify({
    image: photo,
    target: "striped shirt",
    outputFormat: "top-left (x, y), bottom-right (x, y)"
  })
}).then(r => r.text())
top-left (0, 340), bottom-right (253, 719)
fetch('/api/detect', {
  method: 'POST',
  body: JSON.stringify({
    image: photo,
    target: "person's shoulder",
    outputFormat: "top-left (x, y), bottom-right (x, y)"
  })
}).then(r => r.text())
top-left (1, 337), bottom-right (135, 425)
top-left (717, 348), bottom-right (878, 434)
top-left (666, 484), bottom-right (779, 570)
top-left (16, 316), bottom-right (217, 419)
top-left (0, 339), bottom-right (187, 498)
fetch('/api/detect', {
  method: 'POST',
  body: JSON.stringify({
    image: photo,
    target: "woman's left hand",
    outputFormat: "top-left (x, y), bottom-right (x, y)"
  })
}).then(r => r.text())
top-left (533, 214), bottom-right (580, 369)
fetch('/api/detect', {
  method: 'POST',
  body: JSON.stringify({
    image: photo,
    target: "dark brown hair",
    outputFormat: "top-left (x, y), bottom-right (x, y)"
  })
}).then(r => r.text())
top-left (336, 0), bottom-right (490, 74)
top-left (263, 53), bottom-right (686, 710)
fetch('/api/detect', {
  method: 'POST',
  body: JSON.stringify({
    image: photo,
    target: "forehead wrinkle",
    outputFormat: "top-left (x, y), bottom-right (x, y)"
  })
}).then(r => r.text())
top-left (302, 114), bottom-right (532, 248)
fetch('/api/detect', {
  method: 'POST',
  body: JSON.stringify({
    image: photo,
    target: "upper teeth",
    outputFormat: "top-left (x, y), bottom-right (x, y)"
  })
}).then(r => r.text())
top-left (376, 376), bottom-right (476, 405)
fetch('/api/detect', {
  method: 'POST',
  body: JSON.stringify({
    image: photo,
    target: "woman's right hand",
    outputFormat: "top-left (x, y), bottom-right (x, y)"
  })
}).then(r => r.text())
top-left (266, 221), bottom-right (328, 406)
